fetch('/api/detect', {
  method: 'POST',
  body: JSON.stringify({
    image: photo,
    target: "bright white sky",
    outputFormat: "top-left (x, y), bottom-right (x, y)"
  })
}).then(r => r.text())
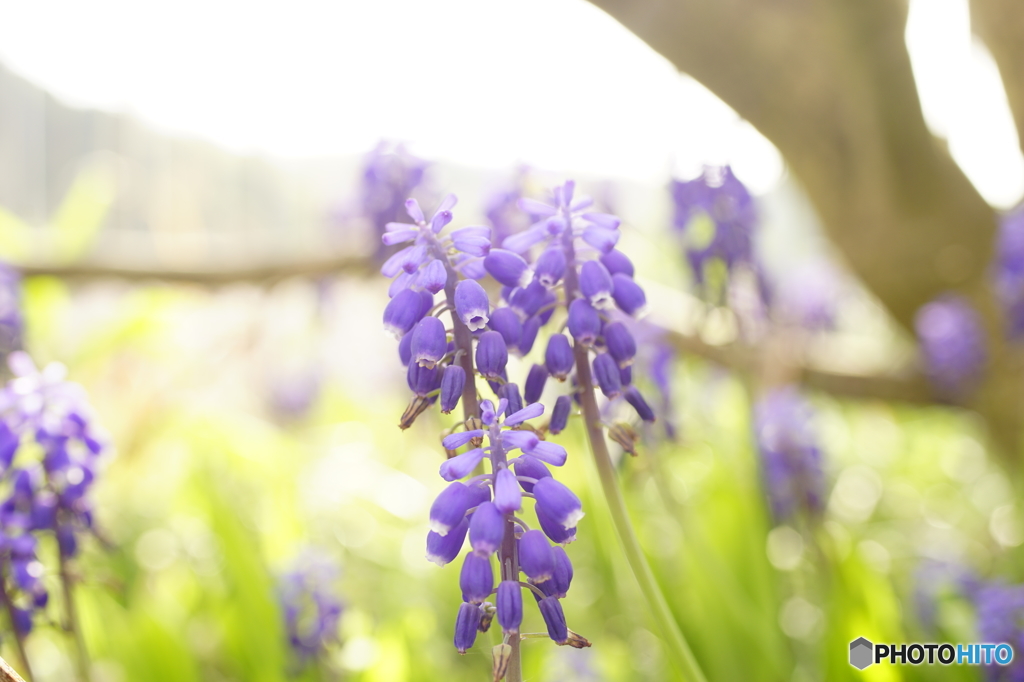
top-left (0, 0), bottom-right (1020, 205)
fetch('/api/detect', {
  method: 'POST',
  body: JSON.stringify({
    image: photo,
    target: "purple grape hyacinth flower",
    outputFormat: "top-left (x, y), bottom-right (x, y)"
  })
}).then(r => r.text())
top-left (753, 386), bottom-right (825, 523)
top-left (973, 582), bottom-right (1024, 681)
top-left (278, 552), bottom-right (344, 664)
top-left (915, 294), bottom-right (986, 400)
top-left (993, 204), bottom-right (1024, 340)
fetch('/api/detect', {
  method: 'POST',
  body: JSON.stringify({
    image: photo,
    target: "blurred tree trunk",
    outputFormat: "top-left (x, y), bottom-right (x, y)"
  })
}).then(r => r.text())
top-left (586, 0), bottom-right (1024, 455)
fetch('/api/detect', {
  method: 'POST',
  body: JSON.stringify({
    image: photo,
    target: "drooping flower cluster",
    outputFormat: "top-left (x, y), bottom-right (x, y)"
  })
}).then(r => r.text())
top-left (973, 582), bottom-right (1024, 681)
top-left (277, 552), bottom-right (344, 667)
top-left (670, 166), bottom-right (758, 287)
top-left (914, 294), bottom-right (986, 400)
top-left (753, 386), bottom-right (825, 523)
top-left (993, 204), bottom-right (1024, 340)
top-left (0, 351), bottom-right (107, 635)
top-left (428, 396), bottom-right (584, 653)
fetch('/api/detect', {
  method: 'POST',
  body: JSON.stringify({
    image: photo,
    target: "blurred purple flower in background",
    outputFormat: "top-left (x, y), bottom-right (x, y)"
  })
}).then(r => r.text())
top-left (753, 386), bottom-right (825, 523)
top-left (278, 551), bottom-right (344, 666)
top-left (914, 294), bottom-right (986, 400)
top-left (0, 264), bottom-right (23, 359)
top-left (774, 260), bottom-right (843, 331)
top-left (359, 142), bottom-right (430, 259)
top-left (993, 204), bottom-right (1024, 340)
top-left (973, 582), bottom-right (1024, 681)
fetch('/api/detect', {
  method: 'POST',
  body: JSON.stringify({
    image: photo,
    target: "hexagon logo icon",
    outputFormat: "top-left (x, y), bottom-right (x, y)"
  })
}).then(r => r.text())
top-left (849, 637), bottom-right (873, 670)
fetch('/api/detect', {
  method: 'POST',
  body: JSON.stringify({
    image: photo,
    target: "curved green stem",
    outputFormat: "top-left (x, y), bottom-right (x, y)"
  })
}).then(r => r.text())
top-left (562, 229), bottom-right (706, 682)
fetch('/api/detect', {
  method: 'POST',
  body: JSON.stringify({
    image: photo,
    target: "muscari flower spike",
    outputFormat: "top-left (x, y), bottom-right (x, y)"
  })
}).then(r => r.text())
top-left (278, 551), bottom-right (344, 664)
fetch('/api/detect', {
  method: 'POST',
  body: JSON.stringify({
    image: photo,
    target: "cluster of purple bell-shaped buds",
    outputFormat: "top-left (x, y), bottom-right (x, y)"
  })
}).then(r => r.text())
top-left (428, 396), bottom-right (585, 655)
top-left (753, 386), bottom-right (825, 523)
top-left (0, 351), bottom-right (107, 636)
top-left (277, 552), bottom-right (344, 666)
top-left (914, 294), bottom-right (987, 401)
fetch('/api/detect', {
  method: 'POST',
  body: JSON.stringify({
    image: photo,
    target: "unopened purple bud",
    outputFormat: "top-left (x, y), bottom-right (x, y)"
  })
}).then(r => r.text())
top-left (467, 482), bottom-right (492, 507)
top-left (545, 335), bottom-right (575, 381)
top-left (455, 280), bottom-right (490, 331)
top-left (460, 552), bottom-right (494, 603)
top-left (550, 546), bottom-right (573, 598)
top-left (620, 365), bottom-right (632, 386)
top-left (430, 209), bottom-right (453, 233)
top-left (533, 248), bottom-right (567, 287)
top-left (538, 597), bottom-right (569, 644)
top-left (398, 332), bottom-right (413, 366)
top-left (504, 402), bottom-right (543, 427)
top-left (501, 383), bottom-right (523, 417)
top-left (493, 468), bottom-right (522, 514)
top-left (523, 441), bottom-right (567, 467)
top-left (410, 316), bottom-right (448, 368)
top-left (537, 290), bottom-right (558, 326)
top-left (549, 396), bottom-right (572, 435)
top-left (533, 477), bottom-right (584, 530)
top-left (612, 273), bottom-right (646, 316)
top-left (405, 198), bottom-right (426, 223)
top-left (600, 249), bottom-right (634, 278)
top-left (567, 299), bottom-right (601, 346)
top-left (484, 249), bottom-right (530, 288)
top-left (407, 362), bottom-right (443, 397)
top-left (427, 516), bottom-right (469, 566)
top-left (581, 225), bottom-right (620, 253)
top-left (624, 386), bottom-right (655, 422)
top-left (496, 581), bottom-right (523, 634)
top-left (57, 525), bottom-right (78, 558)
top-left (480, 399), bottom-right (497, 426)
top-left (518, 530), bottom-right (554, 582)
top-left (524, 365), bottom-right (548, 404)
top-left (443, 429), bottom-right (486, 450)
top-left (579, 260), bottom-right (614, 309)
top-left (384, 288), bottom-right (427, 338)
top-left (488, 308), bottom-right (522, 352)
top-left (418, 259), bottom-right (448, 294)
top-left (510, 281), bottom-right (548, 320)
top-left (454, 602), bottom-right (480, 653)
top-left (537, 504), bottom-right (577, 544)
top-left (11, 607), bottom-right (32, 636)
top-left (592, 353), bottom-right (622, 398)
top-left (439, 448), bottom-right (486, 482)
top-left (469, 501), bottom-right (505, 555)
top-left (500, 431), bottom-right (540, 452)
top-left (603, 322), bottom-right (636, 367)
top-left (440, 365), bottom-right (466, 414)
top-left (476, 331), bottom-right (509, 380)
top-left (519, 317), bottom-right (541, 355)
top-left (430, 482), bottom-right (476, 536)
top-left (512, 455), bottom-right (551, 493)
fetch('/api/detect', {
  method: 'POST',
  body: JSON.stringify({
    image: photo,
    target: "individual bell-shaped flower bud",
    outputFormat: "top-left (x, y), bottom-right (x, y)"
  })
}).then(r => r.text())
top-left (410, 316), bottom-right (448, 369)
top-left (538, 597), bottom-right (569, 644)
top-left (454, 602), bottom-right (480, 653)
top-left (475, 331), bottom-right (509, 380)
top-left (534, 247), bottom-right (567, 287)
top-left (398, 331), bottom-right (413, 366)
top-left (518, 530), bottom-right (555, 583)
top-left (384, 288), bottom-right (427, 338)
top-left (496, 581), bottom-right (523, 634)
top-left (579, 260), bottom-right (614, 309)
top-left (545, 334), bottom-right (575, 381)
top-left (533, 477), bottom-right (584, 530)
top-left (451, 226), bottom-right (492, 256)
top-left (407, 362), bottom-right (443, 397)
top-left (568, 299), bottom-right (601, 346)
top-left (500, 430), bottom-right (540, 453)
top-left (469, 501), bottom-right (505, 555)
top-left (426, 516), bottom-right (469, 566)
top-left (430, 482), bottom-right (477, 536)
top-left (582, 225), bottom-right (620, 253)
top-left (519, 316), bottom-right (541, 355)
top-left (440, 365), bottom-right (466, 414)
top-left (512, 455), bottom-right (551, 494)
top-left (56, 525), bottom-right (78, 558)
top-left (592, 353), bottom-right (622, 398)
top-left (550, 546), bottom-right (573, 598)
top-left (537, 290), bottom-right (558, 326)
top-left (493, 468), bottom-right (522, 514)
top-left (504, 402), bottom-right (543, 427)
top-left (524, 364), bottom-right (548, 405)
top-left (620, 364), bottom-right (632, 386)
top-left (439, 448), bottom-right (486, 481)
top-left (488, 308), bottom-right (522, 352)
top-left (612, 273), bottom-right (647, 316)
top-left (602, 322), bottom-right (636, 368)
top-left (510, 281), bottom-right (548, 319)
top-left (418, 258), bottom-right (448, 294)
top-left (523, 440), bottom-right (567, 467)
top-left (484, 249), bottom-right (530, 288)
top-left (624, 386), bottom-right (655, 422)
top-left (537, 504), bottom-right (577, 545)
top-left (600, 249), bottom-right (634, 278)
top-left (501, 383), bottom-right (523, 417)
top-left (455, 280), bottom-right (490, 331)
top-left (549, 395), bottom-right (572, 435)
top-left (460, 552), bottom-right (494, 604)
